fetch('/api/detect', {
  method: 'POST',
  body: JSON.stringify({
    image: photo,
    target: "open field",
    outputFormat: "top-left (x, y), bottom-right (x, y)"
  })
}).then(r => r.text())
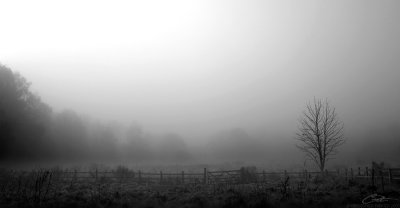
top-left (1, 166), bottom-right (400, 208)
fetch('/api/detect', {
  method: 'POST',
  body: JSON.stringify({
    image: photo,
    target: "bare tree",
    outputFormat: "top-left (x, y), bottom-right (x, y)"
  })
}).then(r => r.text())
top-left (296, 98), bottom-right (345, 172)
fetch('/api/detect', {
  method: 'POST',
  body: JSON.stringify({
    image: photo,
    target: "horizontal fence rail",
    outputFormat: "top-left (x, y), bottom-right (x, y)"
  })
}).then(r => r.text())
top-left (2, 167), bottom-right (400, 188)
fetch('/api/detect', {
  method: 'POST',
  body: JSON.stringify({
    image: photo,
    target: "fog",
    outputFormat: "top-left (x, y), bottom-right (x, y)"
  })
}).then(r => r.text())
top-left (1, 0), bottom-right (400, 169)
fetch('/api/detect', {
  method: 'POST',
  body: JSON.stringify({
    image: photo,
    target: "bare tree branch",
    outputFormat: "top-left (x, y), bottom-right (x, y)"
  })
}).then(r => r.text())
top-left (295, 98), bottom-right (345, 172)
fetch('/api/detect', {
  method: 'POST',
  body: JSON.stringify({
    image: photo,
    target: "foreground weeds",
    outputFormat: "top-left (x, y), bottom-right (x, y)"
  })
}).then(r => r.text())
top-left (1, 169), bottom-right (399, 208)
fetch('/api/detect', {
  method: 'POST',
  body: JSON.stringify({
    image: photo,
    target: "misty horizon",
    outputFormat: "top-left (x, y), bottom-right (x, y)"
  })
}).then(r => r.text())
top-left (1, 0), bottom-right (400, 169)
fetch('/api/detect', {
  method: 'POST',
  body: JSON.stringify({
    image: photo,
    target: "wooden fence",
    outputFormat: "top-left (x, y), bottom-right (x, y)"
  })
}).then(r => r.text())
top-left (9, 167), bottom-right (400, 187)
top-left (347, 167), bottom-right (400, 186)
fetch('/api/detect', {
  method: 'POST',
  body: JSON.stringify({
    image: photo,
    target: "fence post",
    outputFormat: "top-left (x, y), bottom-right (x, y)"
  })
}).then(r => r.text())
top-left (263, 170), bottom-right (266, 182)
top-left (345, 168), bottom-right (348, 180)
top-left (160, 171), bottom-right (163, 184)
top-left (95, 168), bottom-right (98, 182)
top-left (366, 167), bottom-right (369, 177)
top-left (371, 168), bottom-right (375, 187)
top-left (182, 171), bottom-right (184, 184)
top-left (203, 168), bottom-right (207, 184)
top-left (388, 168), bottom-right (392, 184)
top-left (380, 170), bottom-right (384, 192)
top-left (304, 169), bottom-right (308, 181)
top-left (358, 167), bottom-right (361, 176)
top-left (351, 168), bottom-right (354, 180)
top-left (284, 170), bottom-right (287, 179)
top-left (139, 170), bottom-right (142, 184)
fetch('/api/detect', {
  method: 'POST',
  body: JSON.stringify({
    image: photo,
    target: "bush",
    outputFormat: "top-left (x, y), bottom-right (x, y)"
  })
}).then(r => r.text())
top-left (240, 166), bottom-right (257, 183)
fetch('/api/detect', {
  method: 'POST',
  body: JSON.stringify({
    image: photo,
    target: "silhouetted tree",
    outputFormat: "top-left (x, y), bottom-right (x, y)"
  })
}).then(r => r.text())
top-left (158, 133), bottom-right (191, 162)
top-left (90, 122), bottom-right (119, 161)
top-left (51, 110), bottom-right (88, 160)
top-left (296, 98), bottom-right (345, 172)
top-left (207, 128), bottom-right (265, 162)
top-left (0, 64), bottom-right (52, 160)
top-left (124, 124), bottom-right (153, 161)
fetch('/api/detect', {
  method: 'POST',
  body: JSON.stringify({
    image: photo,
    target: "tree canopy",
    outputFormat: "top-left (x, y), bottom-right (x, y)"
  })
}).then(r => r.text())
top-left (0, 64), bottom-right (52, 160)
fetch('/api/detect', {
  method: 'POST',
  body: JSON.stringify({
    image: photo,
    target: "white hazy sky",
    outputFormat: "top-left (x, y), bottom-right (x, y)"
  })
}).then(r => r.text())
top-left (1, 0), bottom-right (400, 142)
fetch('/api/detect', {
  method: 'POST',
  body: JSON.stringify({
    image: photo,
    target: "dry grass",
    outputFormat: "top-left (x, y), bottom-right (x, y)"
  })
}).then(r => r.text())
top-left (1, 167), bottom-right (399, 208)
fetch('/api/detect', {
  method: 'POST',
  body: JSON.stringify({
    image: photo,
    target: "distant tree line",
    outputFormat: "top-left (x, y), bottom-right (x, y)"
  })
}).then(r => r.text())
top-left (2, 64), bottom-right (325, 165)
top-left (0, 64), bottom-right (194, 163)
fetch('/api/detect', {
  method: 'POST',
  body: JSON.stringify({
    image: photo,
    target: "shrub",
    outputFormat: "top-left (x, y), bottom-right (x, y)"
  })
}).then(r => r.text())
top-left (240, 166), bottom-right (257, 183)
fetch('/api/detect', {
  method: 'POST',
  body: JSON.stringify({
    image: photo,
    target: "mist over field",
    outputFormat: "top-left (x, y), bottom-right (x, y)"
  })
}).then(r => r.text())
top-left (1, 0), bottom-right (400, 171)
